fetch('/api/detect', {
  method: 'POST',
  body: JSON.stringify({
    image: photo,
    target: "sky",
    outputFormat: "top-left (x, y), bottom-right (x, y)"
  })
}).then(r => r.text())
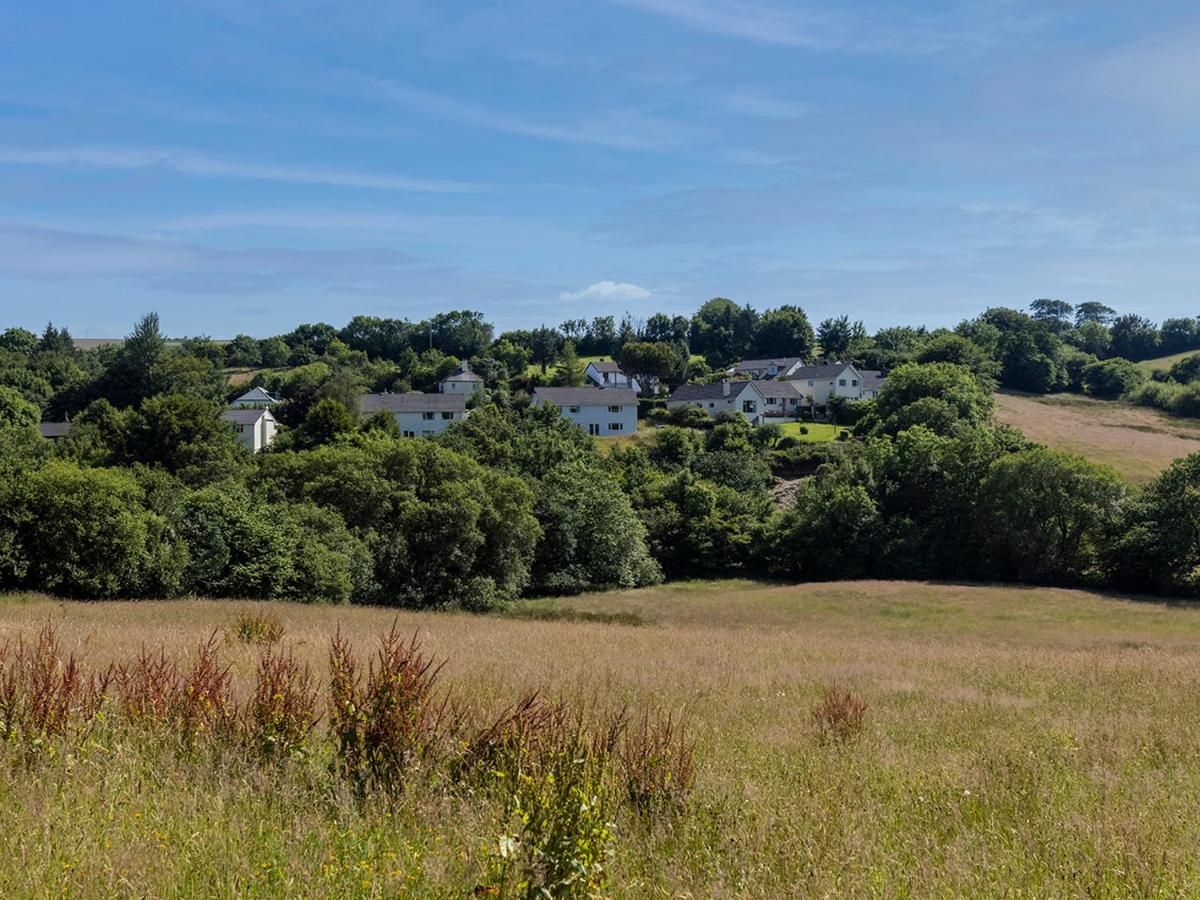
top-left (1, 1), bottom-right (1198, 338)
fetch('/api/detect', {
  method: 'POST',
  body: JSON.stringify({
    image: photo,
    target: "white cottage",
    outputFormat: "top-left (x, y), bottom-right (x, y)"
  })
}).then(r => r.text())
top-left (784, 363), bottom-right (867, 405)
top-left (533, 386), bottom-right (638, 437)
top-left (230, 387), bottom-right (278, 409)
top-left (438, 361), bottom-right (485, 395)
top-left (585, 360), bottom-right (640, 394)
top-left (222, 407), bottom-right (278, 453)
top-left (665, 380), bottom-right (767, 423)
top-left (360, 392), bottom-right (467, 437)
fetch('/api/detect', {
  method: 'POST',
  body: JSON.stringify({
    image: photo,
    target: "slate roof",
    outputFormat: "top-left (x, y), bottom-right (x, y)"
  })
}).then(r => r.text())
top-left (234, 387), bottom-right (278, 404)
top-left (534, 387), bottom-right (638, 407)
top-left (588, 360), bottom-right (622, 374)
top-left (784, 363), bottom-right (856, 381)
top-left (860, 370), bottom-right (887, 390)
top-left (442, 362), bottom-right (483, 382)
top-left (667, 381), bottom-right (759, 403)
top-left (728, 357), bottom-right (803, 374)
top-left (360, 392), bottom-right (467, 413)
top-left (222, 408), bottom-right (273, 425)
top-left (753, 380), bottom-right (806, 399)
top-left (38, 421), bottom-right (72, 438)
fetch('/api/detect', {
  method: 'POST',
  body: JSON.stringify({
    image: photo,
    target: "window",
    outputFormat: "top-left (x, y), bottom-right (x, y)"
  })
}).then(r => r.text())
top-left (569, 405), bottom-right (581, 413)
top-left (608, 405), bottom-right (621, 413)
top-left (838, 379), bottom-right (847, 387)
top-left (742, 400), bottom-right (757, 413)
top-left (788, 398), bottom-right (798, 406)
top-left (767, 397), bottom-right (778, 405)
top-left (403, 430), bottom-right (415, 438)
top-left (608, 422), bottom-right (623, 431)
top-left (708, 402), bottom-right (714, 408)
top-left (588, 423), bottom-right (601, 436)
top-left (441, 411), bottom-right (453, 419)
top-left (851, 379), bottom-right (859, 387)
top-left (422, 411), bottom-right (435, 420)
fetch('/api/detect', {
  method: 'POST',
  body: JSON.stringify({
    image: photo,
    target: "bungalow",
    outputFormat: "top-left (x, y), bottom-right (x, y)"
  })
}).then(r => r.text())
top-left (38, 421), bottom-right (72, 440)
top-left (438, 361), bottom-right (485, 395)
top-left (361, 392), bottom-right (467, 437)
top-left (585, 359), bottom-right (640, 394)
top-left (222, 407), bottom-right (278, 453)
top-left (754, 380), bottom-right (810, 418)
top-left (533, 386), bottom-right (638, 437)
top-left (784, 362), bottom-right (866, 405)
top-left (726, 357), bottom-right (806, 380)
top-left (665, 380), bottom-right (767, 424)
top-left (231, 387), bottom-right (278, 409)
top-left (860, 370), bottom-right (887, 400)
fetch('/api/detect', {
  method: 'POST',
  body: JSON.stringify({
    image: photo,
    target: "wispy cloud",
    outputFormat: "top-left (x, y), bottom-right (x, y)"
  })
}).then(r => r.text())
top-left (721, 91), bottom-right (808, 120)
top-left (610, 0), bottom-right (845, 48)
top-left (0, 146), bottom-right (489, 194)
top-left (560, 280), bottom-right (653, 301)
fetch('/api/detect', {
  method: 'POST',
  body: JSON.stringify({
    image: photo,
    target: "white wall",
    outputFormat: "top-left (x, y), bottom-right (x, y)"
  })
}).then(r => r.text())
top-left (232, 414), bottom-right (277, 453)
top-left (392, 409), bottom-right (466, 437)
top-left (540, 400), bottom-right (638, 437)
top-left (439, 378), bottom-right (483, 395)
top-left (790, 367), bottom-right (864, 403)
top-left (665, 384), bottom-right (765, 422)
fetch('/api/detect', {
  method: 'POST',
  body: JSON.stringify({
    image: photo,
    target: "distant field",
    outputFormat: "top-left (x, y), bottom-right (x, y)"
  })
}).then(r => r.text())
top-left (1137, 350), bottom-right (1197, 375)
top-left (5, 579), bottom-right (1200, 895)
top-left (994, 390), bottom-right (1200, 482)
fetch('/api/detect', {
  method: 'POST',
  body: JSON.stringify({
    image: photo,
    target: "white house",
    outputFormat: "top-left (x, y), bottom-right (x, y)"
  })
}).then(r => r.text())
top-left (222, 407), bottom-right (278, 453)
top-left (231, 387), bottom-right (278, 409)
top-left (585, 360), bottom-right (640, 394)
top-left (533, 386), bottom-right (638, 437)
top-left (754, 380), bottom-right (810, 418)
top-left (784, 363), bottom-right (866, 405)
top-left (360, 392), bottom-right (468, 437)
top-left (438, 361), bottom-right (485, 395)
top-left (860, 370), bottom-right (887, 400)
top-left (665, 380), bottom-right (767, 423)
top-left (726, 357), bottom-right (806, 380)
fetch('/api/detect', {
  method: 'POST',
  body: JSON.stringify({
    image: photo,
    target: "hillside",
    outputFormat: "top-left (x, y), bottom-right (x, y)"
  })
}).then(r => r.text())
top-left (1137, 350), bottom-right (1198, 375)
top-left (993, 390), bottom-right (1200, 482)
top-left (4, 579), bottom-right (1200, 896)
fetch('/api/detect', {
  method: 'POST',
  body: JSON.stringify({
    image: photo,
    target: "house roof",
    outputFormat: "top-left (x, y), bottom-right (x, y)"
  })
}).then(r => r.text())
top-left (728, 357), bottom-right (803, 373)
top-left (667, 381), bottom-right (760, 403)
top-left (784, 363), bottom-right (857, 381)
top-left (360, 392), bottom-right (467, 413)
top-left (860, 370), bottom-right (887, 390)
top-left (534, 387), bottom-right (638, 407)
top-left (38, 421), bottom-right (72, 438)
top-left (234, 387), bottom-right (277, 403)
top-left (442, 362), bottom-right (483, 382)
top-left (753, 380), bottom-right (806, 399)
top-left (222, 408), bottom-right (273, 425)
top-left (587, 360), bottom-right (622, 374)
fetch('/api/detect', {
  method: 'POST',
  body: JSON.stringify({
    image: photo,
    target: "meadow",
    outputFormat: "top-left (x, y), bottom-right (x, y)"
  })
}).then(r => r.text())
top-left (4, 579), bottom-right (1200, 896)
top-left (993, 390), bottom-right (1200, 482)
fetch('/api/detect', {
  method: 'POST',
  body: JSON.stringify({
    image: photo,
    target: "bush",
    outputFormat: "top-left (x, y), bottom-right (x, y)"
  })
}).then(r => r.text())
top-left (669, 405), bottom-right (712, 429)
top-left (1081, 357), bottom-right (1144, 399)
top-left (229, 611), bottom-right (285, 645)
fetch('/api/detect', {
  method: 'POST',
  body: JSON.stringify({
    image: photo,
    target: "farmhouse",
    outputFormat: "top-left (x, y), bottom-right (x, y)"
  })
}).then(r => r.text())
top-left (361, 392), bottom-right (467, 437)
top-left (533, 386), bottom-right (638, 437)
top-left (784, 362), bottom-right (867, 404)
top-left (230, 387), bottom-right (278, 409)
top-left (726, 357), bottom-right (805, 379)
top-left (585, 359), bottom-right (640, 393)
top-left (438, 361), bottom-right (484, 395)
top-left (666, 380), bottom-right (767, 423)
top-left (221, 407), bottom-right (278, 453)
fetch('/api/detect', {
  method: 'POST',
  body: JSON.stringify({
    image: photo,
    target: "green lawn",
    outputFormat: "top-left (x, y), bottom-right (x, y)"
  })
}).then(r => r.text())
top-left (1137, 350), bottom-right (1197, 375)
top-left (777, 421), bottom-right (850, 442)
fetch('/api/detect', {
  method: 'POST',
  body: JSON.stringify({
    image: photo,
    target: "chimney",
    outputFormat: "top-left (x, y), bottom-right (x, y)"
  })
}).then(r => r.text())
top-left (722, 380), bottom-right (730, 397)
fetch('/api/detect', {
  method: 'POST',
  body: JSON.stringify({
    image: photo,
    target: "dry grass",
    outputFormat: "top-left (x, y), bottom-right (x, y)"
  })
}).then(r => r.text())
top-left (5, 579), bottom-right (1200, 895)
top-left (994, 390), bottom-right (1200, 482)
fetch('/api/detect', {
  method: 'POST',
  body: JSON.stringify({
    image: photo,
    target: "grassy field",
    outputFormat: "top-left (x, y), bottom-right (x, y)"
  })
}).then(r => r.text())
top-left (5, 580), bottom-right (1200, 895)
top-left (777, 421), bottom-right (850, 442)
top-left (1136, 350), bottom-right (1197, 375)
top-left (994, 390), bottom-right (1200, 482)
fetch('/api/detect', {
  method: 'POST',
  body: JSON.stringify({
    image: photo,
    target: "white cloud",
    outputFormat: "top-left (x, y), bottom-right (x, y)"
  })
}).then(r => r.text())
top-left (0, 145), bottom-right (488, 194)
top-left (611, 0), bottom-right (840, 48)
top-left (560, 280), bottom-right (653, 301)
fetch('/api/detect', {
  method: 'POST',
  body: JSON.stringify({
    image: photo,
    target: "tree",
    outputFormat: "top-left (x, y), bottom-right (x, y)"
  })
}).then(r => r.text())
top-left (1081, 358), bottom-right (1144, 399)
top-left (225, 334), bottom-right (262, 367)
top-left (690, 298), bottom-right (758, 367)
top-left (423, 310), bottom-right (493, 358)
top-left (871, 362), bottom-right (993, 435)
top-left (0, 327), bottom-right (37, 354)
top-left (259, 338), bottom-right (291, 367)
top-left (1108, 315), bottom-right (1160, 361)
top-left (751, 305), bottom-right (815, 359)
top-left (1159, 318), bottom-right (1200, 355)
top-left (1069, 321), bottom-right (1111, 357)
top-left (293, 398), bottom-right (356, 449)
top-left (816, 316), bottom-right (866, 360)
top-left (978, 448), bottom-right (1124, 584)
top-left (1108, 454), bottom-right (1200, 595)
top-left (531, 460), bottom-right (661, 594)
top-left (1029, 298), bottom-right (1074, 329)
top-left (530, 326), bottom-right (563, 374)
top-left (552, 341), bottom-right (586, 387)
top-left (0, 385), bottom-right (39, 430)
top-left (1075, 302), bottom-right (1117, 327)
top-left (915, 334), bottom-right (1000, 386)
top-left (766, 475), bottom-right (878, 581)
top-left (487, 339), bottom-right (531, 378)
top-left (105, 312), bottom-right (167, 407)
top-left (618, 341), bottom-right (676, 395)
top-left (121, 394), bottom-right (247, 484)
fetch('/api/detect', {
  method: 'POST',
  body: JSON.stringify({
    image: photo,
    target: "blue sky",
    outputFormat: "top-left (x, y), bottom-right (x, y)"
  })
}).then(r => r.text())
top-left (1, 1), bottom-right (1197, 338)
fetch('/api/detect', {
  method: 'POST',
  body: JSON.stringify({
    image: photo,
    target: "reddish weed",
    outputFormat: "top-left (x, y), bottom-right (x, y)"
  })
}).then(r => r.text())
top-left (620, 709), bottom-right (696, 815)
top-left (247, 646), bottom-right (318, 759)
top-left (811, 684), bottom-right (868, 743)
